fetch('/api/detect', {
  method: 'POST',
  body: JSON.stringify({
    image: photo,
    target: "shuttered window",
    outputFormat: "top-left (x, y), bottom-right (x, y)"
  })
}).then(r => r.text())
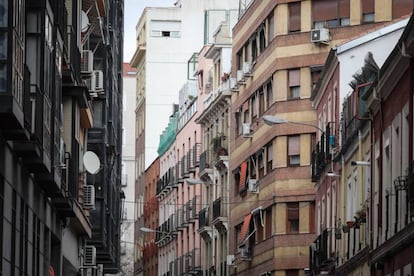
top-left (289, 2), bottom-right (301, 33)
top-left (362, 0), bottom-right (375, 22)
top-left (312, 0), bottom-right (350, 27)
top-left (287, 202), bottom-right (299, 233)
top-left (288, 135), bottom-right (300, 166)
top-left (288, 69), bottom-right (300, 99)
top-left (239, 161), bottom-right (248, 192)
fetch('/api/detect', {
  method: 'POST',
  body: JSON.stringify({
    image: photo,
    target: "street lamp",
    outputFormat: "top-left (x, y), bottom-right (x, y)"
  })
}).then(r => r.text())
top-left (263, 115), bottom-right (325, 133)
top-left (139, 227), bottom-right (168, 234)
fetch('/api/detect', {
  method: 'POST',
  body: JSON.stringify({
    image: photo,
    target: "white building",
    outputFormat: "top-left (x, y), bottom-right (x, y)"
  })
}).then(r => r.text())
top-left (120, 63), bottom-right (137, 275)
top-left (130, 0), bottom-right (239, 170)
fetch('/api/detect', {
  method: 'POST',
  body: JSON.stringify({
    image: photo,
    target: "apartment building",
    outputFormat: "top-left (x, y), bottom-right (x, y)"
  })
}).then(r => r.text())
top-left (120, 63), bottom-right (137, 275)
top-left (142, 158), bottom-right (160, 276)
top-left (195, 23), bottom-right (233, 276)
top-left (0, 0), bottom-right (123, 275)
top-left (310, 17), bottom-right (408, 275)
top-left (228, 1), bottom-right (408, 275)
top-left (368, 14), bottom-right (414, 276)
top-left (130, 1), bottom-right (238, 273)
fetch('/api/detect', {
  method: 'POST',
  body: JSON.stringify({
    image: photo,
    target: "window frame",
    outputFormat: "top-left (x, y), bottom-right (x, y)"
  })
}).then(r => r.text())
top-left (288, 135), bottom-right (300, 166)
top-left (287, 202), bottom-right (300, 233)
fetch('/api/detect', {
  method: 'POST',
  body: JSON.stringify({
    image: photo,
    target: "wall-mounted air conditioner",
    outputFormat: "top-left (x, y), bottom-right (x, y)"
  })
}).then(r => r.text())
top-left (226, 254), bottom-right (236, 266)
top-left (311, 28), bottom-right (330, 43)
top-left (93, 70), bottom-right (104, 92)
top-left (236, 70), bottom-right (245, 84)
top-left (248, 179), bottom-right (259, 193)
top-left (230, 78), bottom-right (238, 92)
top-left (243, 62), bottom-right (252, 76)
top-left (242, 123), bottom-right (252, 137)
top-left (81, 50), bottom-right (94, 74)
top-left (240, 246), bottom-right (251, 259)
top-left (83, 245), bottom-right (96, 266)
top-left (83, 185), bottom-right (95, 209)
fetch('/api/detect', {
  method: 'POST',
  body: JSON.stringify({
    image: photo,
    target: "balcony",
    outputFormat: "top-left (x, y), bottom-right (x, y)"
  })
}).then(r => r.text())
top-left (212, 197), bottom-right (228, 233)
top-left (199, 150), bottom-right (213, 182)
top-left (184, 248), bottom-right (202, 274)
top-left (311, 140), bottom-right (327, 182)
top-left (190, 143), bottom-right (201, 169)
top-left (212, 135), bottom-right (229, 171)
top-left (174, 163), bottom-right (184, 185)
top-left (176, 208), bottom-right (184, 230)
top-left (0, 65), bottom-right (31, 140)
top-left (155, 217), bottom-right (175, 247)
top-left (181, 154), bottom-right (190, 179)
top-left (13, 84), bottom-right (52, 176)
top-left (310, 229), bottom-right (333, 275)
top-left (198, 208), bottom-right (212, 241)
top-left (156, 169), bottom-right (174, 198)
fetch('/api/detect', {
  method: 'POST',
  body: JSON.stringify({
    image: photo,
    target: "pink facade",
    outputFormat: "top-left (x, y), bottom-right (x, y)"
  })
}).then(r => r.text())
top-left (155, 47), bottom-right (213, 275)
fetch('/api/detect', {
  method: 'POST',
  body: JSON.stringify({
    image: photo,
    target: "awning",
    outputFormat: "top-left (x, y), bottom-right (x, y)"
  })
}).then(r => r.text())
top-left (239, 213), bottom-right (252, 245)
top-left (239, 161), bottom-right (248, 191)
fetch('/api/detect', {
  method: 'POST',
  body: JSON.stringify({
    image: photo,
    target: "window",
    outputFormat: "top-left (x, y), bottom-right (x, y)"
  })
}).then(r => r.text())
top-left (253, 209), bottom-right (264, 243)
top-left (312, 0), bottom-right (350, 28)
top-left (266, 80), bottom-right (273, 108)
top-left (267, 12), bottom-right (274, 42)
top-left (266, 142), bottom-right (273, 172)
top-left (289, 2), bottom-right (301, 33)
top-left (287, 202), bottom-right (299, 233)
top-left (288, 69), bottom-right (300, 99)
top-left (265, 207), bottom-right (272, 239)
top-left (258, 151), bottom-right (264, 178)
top-left (362, 0), bottom-right (374, 23)
top-left (259, 89), bottom-right (265, 116)
top-left (251, 94), bottom-right (258, 120)
top-left (237, 161), bottom-right (248, 193)
top-left (251, 37), bottom-right (257, 62)
top-left (288, 135), bottom-right (300, 166)
top-left (311, 66), bottom-right (323, 89)
top-left (150, 20), bottom-right (181, 37)
top-left (236, 109), bottom-right (242, 136)
top-left (259, 27), bottom-right (266, 52)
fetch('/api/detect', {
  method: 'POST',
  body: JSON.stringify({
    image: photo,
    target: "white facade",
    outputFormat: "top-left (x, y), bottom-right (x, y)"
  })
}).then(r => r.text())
top-left (120, 64), bottom-right (137, 275)
top-left (336, 18), bottom-right (409, 106)
top-left (132, 0), bottom-right (238, 169)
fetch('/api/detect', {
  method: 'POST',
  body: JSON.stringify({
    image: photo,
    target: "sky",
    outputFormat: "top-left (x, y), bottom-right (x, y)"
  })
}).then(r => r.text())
top-left (123, 0), bottom-right (175, 62)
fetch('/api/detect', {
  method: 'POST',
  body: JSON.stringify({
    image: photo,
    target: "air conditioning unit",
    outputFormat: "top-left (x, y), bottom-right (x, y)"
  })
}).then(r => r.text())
top-left (240, 246), bottom-right (251, 259)
top-left (81, 268), bottom-right (94, 276)
top-left (81, 50), bottom-right (94, 74)
top-left (226, 254), bottom-right (236, 266)
top-left (243, 62), bottom-right (252, 75)
top-left (236, 70), bottom-right (245, 84)
top-left (93, 70), bottom-right (104, 92)
top-left (248, 179), bottom-right (259, 193)
top-left (83, 245), bottom-right (96, 266)
top-left (83, 185), bottom-right (95, 209)
top-left (230, 78), bottom-right (238, 92)
top-left (242, 123), bottom-right (252, 137)
top-left (311, 28), bottom-right (330, 43)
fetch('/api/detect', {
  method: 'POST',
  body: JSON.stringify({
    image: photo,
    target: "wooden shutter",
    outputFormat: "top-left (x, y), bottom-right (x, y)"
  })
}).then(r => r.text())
top-left (362, 0), bottom-right (375, 14)
top-left (312, 0), bottom-right (338, 21)
top-left (339, 0), bottom-right (350, 18)
top-left (289, 2), bottom-right (301, 32)
top-left (289, 69), bottom-right (300, 87)
top-left (288, 135), bottom-right (300, 156)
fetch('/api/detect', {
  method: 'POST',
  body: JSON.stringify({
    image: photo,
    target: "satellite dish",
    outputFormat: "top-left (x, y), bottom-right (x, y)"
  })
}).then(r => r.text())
top-left (83, 151), bottom-right (101, 174)
top-left (81, 10), bottom-right (90, 33)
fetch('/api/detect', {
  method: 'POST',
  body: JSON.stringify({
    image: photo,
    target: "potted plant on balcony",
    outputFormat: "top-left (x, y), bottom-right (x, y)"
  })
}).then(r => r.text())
top-left (212, 135), bottom-right (228, 157)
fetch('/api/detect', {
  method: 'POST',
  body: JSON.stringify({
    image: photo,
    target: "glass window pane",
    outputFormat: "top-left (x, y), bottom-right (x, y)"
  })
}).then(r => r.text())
top-left (0, 32), bottom-right (6, 59)
top-left (0, 64), bottom-right (6, 92)
top-left (0, 0), bottom-right (7, 27)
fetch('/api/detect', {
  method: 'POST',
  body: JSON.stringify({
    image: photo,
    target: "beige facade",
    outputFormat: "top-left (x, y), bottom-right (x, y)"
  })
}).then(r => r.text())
top-left (229, 1), bottom-right (410, 275)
